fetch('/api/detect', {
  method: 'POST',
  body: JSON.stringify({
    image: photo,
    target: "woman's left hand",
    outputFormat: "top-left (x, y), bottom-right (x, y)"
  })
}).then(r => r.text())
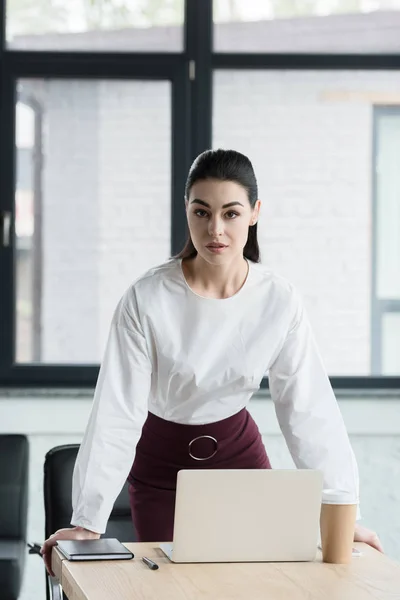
top-left (354, 523), bottom-right (384, 553)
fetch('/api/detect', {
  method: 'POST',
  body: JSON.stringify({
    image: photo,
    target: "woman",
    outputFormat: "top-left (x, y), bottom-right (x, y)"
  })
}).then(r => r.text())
top-left (42, 149), bottom-right (382, 575)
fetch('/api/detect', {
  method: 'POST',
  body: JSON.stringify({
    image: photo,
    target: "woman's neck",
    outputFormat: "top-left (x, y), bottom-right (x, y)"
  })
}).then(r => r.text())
top-left (182, 255), bottom-right (249, 299)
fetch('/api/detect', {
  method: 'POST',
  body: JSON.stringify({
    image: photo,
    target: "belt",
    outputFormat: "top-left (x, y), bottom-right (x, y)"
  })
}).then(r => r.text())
top-left (188, 435), bottom-right (218, 461)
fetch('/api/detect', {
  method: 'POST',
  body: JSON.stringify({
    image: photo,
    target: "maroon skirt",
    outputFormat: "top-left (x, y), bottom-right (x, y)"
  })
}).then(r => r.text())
top-left (128, 408), bottom-right (271, 542)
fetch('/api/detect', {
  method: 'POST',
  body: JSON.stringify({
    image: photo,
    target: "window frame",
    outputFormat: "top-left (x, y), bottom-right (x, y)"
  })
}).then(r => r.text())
top-left (0, 0), bottom-right (399, 389)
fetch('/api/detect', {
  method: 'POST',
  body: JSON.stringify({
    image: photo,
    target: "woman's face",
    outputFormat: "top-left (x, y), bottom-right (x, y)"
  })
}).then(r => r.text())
top-left (186, 178), bottom-right (260, 264)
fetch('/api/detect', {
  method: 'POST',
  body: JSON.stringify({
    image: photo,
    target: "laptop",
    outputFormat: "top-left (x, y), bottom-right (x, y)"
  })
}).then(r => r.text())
top-left (160, 469), bottom-right (323, 563)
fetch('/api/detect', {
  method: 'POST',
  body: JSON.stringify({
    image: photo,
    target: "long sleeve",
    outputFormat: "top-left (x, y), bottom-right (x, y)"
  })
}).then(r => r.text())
top-left (71, 290), bottom-right (152, 533)
top-left (268, 290), bottom-right (360, 518)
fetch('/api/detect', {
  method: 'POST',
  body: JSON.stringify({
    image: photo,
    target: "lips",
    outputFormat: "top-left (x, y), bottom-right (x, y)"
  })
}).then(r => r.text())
top-left (206, 243), bottom-right (227, 248)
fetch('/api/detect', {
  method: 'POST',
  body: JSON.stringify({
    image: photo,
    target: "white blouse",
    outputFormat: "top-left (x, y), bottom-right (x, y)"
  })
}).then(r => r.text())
top-left (71, 258), bottom-right (360, 533)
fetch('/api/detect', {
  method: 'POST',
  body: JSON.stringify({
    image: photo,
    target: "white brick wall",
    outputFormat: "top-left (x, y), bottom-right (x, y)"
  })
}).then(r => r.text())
top-left (42, 81), bottom-right (100, 363)
top-left (214, 69), bottom-right (400, 375)
top-left (97, 79), bottom-right (171, 353)
top-left (38, 79), bottom-right (171, 363)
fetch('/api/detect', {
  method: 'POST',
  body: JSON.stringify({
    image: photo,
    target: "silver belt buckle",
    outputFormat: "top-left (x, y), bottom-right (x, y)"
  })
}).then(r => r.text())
top-left (188, 435), bottom-right (218, 461)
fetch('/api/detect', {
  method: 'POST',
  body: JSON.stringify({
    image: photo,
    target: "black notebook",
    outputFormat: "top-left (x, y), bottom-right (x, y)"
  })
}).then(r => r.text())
top-left (56, 538), bottom-right (134, 561)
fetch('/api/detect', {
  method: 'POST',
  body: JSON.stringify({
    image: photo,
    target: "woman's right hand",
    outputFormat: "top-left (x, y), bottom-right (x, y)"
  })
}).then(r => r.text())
top-left (40, 526), bottom-right (100, 576)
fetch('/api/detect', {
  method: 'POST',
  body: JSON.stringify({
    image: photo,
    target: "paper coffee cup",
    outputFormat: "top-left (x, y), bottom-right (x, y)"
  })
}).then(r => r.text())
top-left (320, 489), bottom-right (358, 564)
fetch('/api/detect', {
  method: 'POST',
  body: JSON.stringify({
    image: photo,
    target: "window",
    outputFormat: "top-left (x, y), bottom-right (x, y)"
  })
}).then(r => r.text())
top-left (381, 313), bottom-right (400, 373)
top-left (6, 0), bottom-right (185, 52)
top-left (1, 0), bottom-right (399, 387)
top-left (372, 107), bottom-right (400, 374)
top-left (15, 79), bottom-right (172, 364)
top-left (213, 0), bottom-right (400, 53)
top-left (214, 69), bottom-right (400, 376)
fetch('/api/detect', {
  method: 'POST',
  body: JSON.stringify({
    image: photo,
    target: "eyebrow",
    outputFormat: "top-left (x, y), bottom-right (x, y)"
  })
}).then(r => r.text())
top-left (190, 199), bottom-right (245, 209)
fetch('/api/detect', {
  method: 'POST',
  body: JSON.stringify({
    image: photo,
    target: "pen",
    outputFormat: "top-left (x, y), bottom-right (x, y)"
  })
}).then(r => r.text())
top-left (142, 556), bottom-right (159, 570)
top-left (27, 543), bottom-right (42, 555)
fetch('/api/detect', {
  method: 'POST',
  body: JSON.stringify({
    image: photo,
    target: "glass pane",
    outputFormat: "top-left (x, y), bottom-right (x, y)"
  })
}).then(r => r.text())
top-left (7, 0), bottom-right (184, 51)
top-left (15, 102), bottom-right (36, 363)
top-left (213, 0), bottom-right (400, 53)
top-left (382, 313), bottom-right (400, 374)
top-left (375, 111), bottom-right (400, 300)
top-left (15, 78), bottom-right (171, 364)
top-left (213, 69), bottom-right (400, 376)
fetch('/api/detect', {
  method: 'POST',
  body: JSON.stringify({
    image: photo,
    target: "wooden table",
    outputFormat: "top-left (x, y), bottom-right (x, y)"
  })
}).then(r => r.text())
top-left (52, 542), bottom-right (400, 600)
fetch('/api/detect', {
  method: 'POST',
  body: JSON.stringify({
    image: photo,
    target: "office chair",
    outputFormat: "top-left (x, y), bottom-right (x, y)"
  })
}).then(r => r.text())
top-left (41, 444), bottom-right (136, 600)
top-left (0, 434), bottom-right (29, 600)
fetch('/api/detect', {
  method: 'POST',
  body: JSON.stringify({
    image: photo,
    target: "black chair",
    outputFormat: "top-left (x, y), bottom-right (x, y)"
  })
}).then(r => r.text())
top-left (43, 444), bottom-right (136, 600)
top-left (0, 435), bottom-right (29, 600)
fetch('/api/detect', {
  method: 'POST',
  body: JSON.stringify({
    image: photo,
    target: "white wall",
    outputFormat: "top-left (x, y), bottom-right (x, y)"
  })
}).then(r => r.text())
top-left (1, 390), bottom-right (399, 600)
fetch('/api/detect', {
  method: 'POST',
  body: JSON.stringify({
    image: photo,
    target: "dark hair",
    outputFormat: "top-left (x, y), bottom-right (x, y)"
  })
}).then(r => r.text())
top-left (175, 149), bottom-right (260, 263)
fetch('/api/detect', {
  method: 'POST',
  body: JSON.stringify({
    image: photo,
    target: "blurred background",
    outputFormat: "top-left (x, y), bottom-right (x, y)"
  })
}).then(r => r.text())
top-left (0, 1), bottom-right (399, 598)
